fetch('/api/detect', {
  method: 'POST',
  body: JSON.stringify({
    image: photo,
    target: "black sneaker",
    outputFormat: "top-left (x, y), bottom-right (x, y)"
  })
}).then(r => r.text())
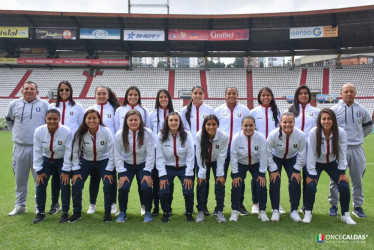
top-left (103, 214), bottom-right (112, 222)
top-left (33, 213), bottom-right (46, 224)
top-left (68, 213), bottom-right (81, 223)
top-left (58, 213), bottom-right (69, 223)
top-left (48, 203), bottom-right (61, 215)
top-left (161, 213), bottom-right (171, 223)
top-left (238, 205), bottom-right (249, 216)
top-left (329, 206), bottom-right (338, 217)
top-left (151, 207), bottom-right (159, 216)
top-left (353, 207), bottom-right (367, 218)
top-left (186, 213), bottom-right (194, 222)
top-left (203, 208), bottom-right (211, 216)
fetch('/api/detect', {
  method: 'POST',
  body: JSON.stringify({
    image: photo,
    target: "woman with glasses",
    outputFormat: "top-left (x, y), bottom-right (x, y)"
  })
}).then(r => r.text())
top-left (47, 81), bottom-right (84, 215)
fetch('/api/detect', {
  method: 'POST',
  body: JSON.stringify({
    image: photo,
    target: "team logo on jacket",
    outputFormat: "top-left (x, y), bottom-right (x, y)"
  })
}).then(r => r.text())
top-left (309, 112), bottom-right (314, 116)
top-left (58, 141), bottom-right (62, 145)
top-left (254, 146), bottom-right (259, 150)
top-left (107, 114), bottom-right (112, 118)
top-left (272, 117), bottom-right (275, 121)
top-left (70, 111), bottom-right (74, 115)
top-left (293, 144), bottom-right (298, 148)
top-left (237, 113), bottom-right (242, 117)
top-left (35, 107), bottom-right (41, 112)
top-left (100, 141), bottom-right (105, 145)
top-left (215, 145), bottom-right (220, 149)
top-left (181, 143), bottom-right (185, 148)
top-left (357, 112), bottom-right (362, 118)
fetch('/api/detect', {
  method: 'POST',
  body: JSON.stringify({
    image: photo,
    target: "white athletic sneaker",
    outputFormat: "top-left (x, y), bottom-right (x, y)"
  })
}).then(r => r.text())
top-left (229, 210), bottom-right (239, 222)
top-left (216, 211), bottom-right (226, 223)
top-left (271, 209), bottom-right (280, 222)
top-left (258, 210), bottom-right (270, 222)
top-left (251, 203), bottom-right (259, 214)
top-left (341, 212), bottom-right (356, 225)
top-left (196, 211), bottom-right (205, 223)
top-left (279, 205), bottom-right (286, 214)
top-left (8, 205), bottom-right (26, 216)
top-left (303, 210), bottom-right (312, 223)
top-left (110, 203), bottom-right (117, 214)
top-left (87, 204), bottom-right (96, 214)
top-left (141, 205), bottom-right (145, 216)
top-left (290, 210), bottom-right (302, 222)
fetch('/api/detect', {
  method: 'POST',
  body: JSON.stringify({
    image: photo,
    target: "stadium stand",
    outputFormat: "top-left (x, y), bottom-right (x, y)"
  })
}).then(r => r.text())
top-left (305, 67), bottom-right (324, 92)
top-left (0, 68), bottom-right (28, 97)
top-left (206, 68), bottom-right (247, 98)
top-left (252, 67), bottom-right (302, 98)
top-left (87, 68), bottom-right (169, 98)
top-left (1, 66), bottom-right (373, 119)
top-left (174, 68), bottom-right (201, 98)
top-left (329, 64), bottom-right (374, 97)
top-left (15, 68), bottom-right (88, 98)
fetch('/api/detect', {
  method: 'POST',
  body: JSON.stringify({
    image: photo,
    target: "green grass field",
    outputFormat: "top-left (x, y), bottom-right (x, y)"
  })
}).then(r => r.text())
top-left (0, 131), bottom-right (373, 249)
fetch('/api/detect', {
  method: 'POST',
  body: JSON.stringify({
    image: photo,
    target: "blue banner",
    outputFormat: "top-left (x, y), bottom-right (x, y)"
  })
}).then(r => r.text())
top-left (80, 28), bottom-right (120, 40)
top-left (316, 94), bottom-right (338, 103)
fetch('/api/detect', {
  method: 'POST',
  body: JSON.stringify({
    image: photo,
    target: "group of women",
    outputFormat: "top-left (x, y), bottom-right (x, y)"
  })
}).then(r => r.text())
top-left (32, 82), bottom-right (356, 225)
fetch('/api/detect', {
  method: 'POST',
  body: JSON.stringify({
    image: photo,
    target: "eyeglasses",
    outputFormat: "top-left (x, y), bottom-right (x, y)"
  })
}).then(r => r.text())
top-left (59, 88), bottom-right (70, 92)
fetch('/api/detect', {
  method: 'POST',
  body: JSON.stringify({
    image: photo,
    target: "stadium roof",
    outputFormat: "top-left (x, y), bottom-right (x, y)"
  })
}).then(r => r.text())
top-left (0, 5), bottom-right (374, 57)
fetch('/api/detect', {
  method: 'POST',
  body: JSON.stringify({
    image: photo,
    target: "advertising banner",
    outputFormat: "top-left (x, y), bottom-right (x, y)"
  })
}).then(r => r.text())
top-left (290, 26), bottom-right (338, 39)
top-left (168, 29), bottom-right (249, 41)
top-left (316, 94), bottom-right (338, 103)
top-left (80, 28), bottom-right (120, 40)
top-left (0, 27), bottom-right (28, 38)
top-left (15, 58), bottom-right (129, 66)
top-left (208, 29), bottom-right (249, 41)
top-left (124, 30), bottom-right (164, 41)
top-left (168, 30), bottom-right (209, 41)
top-left (323, 26), bottom-right (339, 37)
top-left (0, 58), bottom-right (17, 64)
top-left (35, 28), bottom-right (77, 40)
top-left (287, 95), bottom-right (294, 103)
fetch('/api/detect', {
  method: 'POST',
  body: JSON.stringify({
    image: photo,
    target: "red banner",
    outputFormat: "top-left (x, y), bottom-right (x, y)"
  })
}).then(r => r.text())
top-left (208, 29), bottom-right (249, 41)
top-left (168, 30), bottom-right (209, 41)
top-left (16, 58), bottom-right (129, 66)
top-left (168, 29), bottom-right (249, 41)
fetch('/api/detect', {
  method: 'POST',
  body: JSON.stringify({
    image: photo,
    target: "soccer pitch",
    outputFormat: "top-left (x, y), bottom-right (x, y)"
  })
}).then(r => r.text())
top-left (0, 131), bottom-right (373, 249)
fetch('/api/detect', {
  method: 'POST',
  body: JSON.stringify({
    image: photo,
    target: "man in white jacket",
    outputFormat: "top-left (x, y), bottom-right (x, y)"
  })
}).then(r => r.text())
top-left (6, 81), bottom-right (49, 216)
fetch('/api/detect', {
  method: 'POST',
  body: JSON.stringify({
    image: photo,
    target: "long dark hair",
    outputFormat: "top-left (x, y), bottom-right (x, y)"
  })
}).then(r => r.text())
top-left (123, 86), bottom-right (147, 121)
top-left (95, 86), bottom-right (120, 111)
top-left (278, 112), bottom-right (295, 139)
top-left (185, 86), bottom-right (205, 128)
top-left (288, 85), bottom-right (311, 117)
top-left (161, 112), bottom-right (187, 144)
top-left (316, 108), bottom-right (340, 161)
top-left (155, 89), bottom-right (174, 132)
top-left (258, 87), bottom-right (279, 127)
top-left (56, 81), bottom-right (76, 107)
top-left (200, 114), bottom-right (219, 167)
top-left (73, 109), bottom-right (105, 158)
top-left (122, 110), bottom-right (145, 152)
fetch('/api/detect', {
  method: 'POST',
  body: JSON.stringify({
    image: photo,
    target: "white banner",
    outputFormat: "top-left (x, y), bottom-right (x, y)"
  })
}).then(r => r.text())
top-left (124, 30), bottom-right (164, 41)
top-left (290, 26), bottom-right (323, 39)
